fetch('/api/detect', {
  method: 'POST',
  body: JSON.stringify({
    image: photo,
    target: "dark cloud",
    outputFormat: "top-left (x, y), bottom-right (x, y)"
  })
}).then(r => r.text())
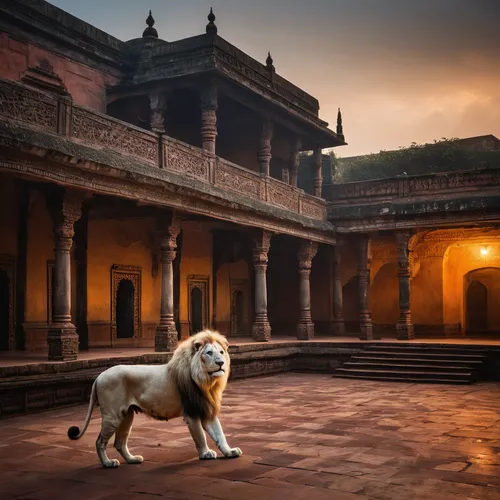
top-left (50, 0), bottom-right (500, 155)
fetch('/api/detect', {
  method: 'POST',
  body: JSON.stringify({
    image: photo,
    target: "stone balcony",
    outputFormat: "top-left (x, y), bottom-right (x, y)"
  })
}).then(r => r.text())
top-left (0, 78), bottom-right (327, 222)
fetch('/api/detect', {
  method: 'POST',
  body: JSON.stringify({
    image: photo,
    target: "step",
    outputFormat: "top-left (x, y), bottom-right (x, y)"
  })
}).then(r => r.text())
top-left (342, 362), bottom-right (477, 373)
top-left (364, 345), bottom-right (487, 356)
top-left (359, 350), bottom-right (486, 360)
top-left (332, 373), bottom-right (472, 385)
top-left (334, 367), bottom-right (472, 381)
top-left (351, 356), bottom-right (483, 366)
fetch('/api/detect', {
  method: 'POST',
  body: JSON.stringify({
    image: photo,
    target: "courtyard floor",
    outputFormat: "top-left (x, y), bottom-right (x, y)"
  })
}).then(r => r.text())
top-left (1, 374), bottom-right (500, 500)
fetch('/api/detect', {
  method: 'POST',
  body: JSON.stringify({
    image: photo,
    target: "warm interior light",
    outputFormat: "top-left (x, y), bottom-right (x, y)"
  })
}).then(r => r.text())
top-left (480, 247), bottom-right (489, 256)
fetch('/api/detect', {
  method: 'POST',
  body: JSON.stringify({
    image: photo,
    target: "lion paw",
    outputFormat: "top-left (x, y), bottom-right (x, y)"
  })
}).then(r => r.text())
top-left (126, 455), bottom-right (144, 464)
top-left (199, 449), bottom-right (218, 460)
top-left (224, 447), bottom-right (243, 458)
top-left (103, 458), bottom-right (120, 468)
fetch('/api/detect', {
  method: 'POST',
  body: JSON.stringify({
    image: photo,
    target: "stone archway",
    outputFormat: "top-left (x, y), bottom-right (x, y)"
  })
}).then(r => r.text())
top-left (464, 267), bottom-right (500, 336)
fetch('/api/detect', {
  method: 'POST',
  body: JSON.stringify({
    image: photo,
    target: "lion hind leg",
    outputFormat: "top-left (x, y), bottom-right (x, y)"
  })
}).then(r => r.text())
top-left (96, 418), bottom-right (121, 468)
top-left (114, 408), bottom-right (143, 465)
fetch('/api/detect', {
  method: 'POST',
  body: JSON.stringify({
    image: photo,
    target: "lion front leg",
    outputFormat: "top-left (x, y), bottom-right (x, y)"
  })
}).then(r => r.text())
top-left (184, 416), bottom-right (217, 460)
top-left (203, 417), bottom-right (242, 459)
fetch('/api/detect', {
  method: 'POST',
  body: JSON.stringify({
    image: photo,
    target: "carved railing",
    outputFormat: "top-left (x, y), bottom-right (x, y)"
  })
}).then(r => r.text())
top-left (0, 78), bottom-right (327, 220)
top-left (329, 169), bottom-right (500, 205)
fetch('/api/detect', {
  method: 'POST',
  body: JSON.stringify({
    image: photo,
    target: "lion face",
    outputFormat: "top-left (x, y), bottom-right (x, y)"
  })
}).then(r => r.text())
top-left (198, 341), bottom-right (229, 378)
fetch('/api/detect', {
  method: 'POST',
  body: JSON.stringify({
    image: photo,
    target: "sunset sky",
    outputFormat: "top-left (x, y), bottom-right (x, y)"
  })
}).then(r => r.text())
top-left (50, 0), bottom-right (500, 157)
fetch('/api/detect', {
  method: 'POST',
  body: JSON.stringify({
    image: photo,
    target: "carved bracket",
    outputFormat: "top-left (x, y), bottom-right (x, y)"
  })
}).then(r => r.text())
top-left (297, 241), bottom-right (318, 271)
top-left (252, 230), bottom-right (272, 266)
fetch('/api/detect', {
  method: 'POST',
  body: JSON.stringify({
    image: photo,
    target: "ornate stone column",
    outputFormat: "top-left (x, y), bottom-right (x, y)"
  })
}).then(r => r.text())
top-left (289, 137), bottom-right (301, 187)
top-left (150, 90), bottom-right (168, 134)
top-left (357, 234), bottom-right (373, 340)
top-left (200, 83), bottom-right (218, 154)
top-left (313, 147), bottom-right (323, 197)
top-left (47, 189), bottom-right (85, 361)
top-left (396, 231), bottom-right (415, 340)
top-left (155, 216), bottom-right (181, 352)
top-left (258, 118), bottom-right (274, 176)
top-left (296, 241), bottom-right (318, 339)
top-left (252, 230), bottom-right (272, 341)
top-left (331, 243), bottom-right (345, 335)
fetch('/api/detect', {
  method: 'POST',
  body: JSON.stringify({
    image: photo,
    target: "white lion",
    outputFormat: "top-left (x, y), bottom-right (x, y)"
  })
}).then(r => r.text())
top-left (67, 330), bottom-right (242, 468)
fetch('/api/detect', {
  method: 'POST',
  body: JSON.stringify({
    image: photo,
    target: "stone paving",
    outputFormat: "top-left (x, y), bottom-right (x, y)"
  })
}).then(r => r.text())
top-left (1, 374), bottom-right (500, 500)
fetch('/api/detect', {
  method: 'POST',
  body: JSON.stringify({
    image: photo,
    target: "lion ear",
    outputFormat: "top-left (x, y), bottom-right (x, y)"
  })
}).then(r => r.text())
top-left (193, 340), bottom-right (203, 352)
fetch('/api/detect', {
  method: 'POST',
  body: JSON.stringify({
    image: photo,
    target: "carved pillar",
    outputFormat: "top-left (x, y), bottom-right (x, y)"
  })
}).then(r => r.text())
top-left (200, 83), bottom-right (218, 154)
top-left (258, 118), bottom-right (274, 176)
top-left (252, 230), bottom-right (272, 341)
top-left (150, 90), bottom-right (168, 134)
top-left (331, 243), bottom-right (345, 336)
top-left (357, 234), bottom-right (373, 340)
top-left (313, 147), bottom-right (323, 197)
top-left (289, 137), bottom-right (301, 187)
top-left (296, 241), bottom-right (318, 340)
top-left (46, 189), bottom-right (85, 361)
top-left (396, 231), bottom-right (415, 340)
top-left (155, 216), bottom-right (181, 352)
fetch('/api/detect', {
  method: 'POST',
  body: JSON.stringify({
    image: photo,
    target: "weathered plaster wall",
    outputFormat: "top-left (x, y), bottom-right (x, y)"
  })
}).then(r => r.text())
top-left (24, 190), bottom-right (53, 349)
top-left (87, 217), bottom-right (160, 347)
top-left (216, 260), bottom-right (250, 337)
top-left (310, 245), bottom-right (333, 333)
top-left (0, 33), bottom-right (119, 112)
top-left (179, 222), bottom-right (213, 339)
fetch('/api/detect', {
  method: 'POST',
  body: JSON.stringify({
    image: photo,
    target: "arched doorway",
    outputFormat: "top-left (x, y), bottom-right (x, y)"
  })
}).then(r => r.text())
top-left (116, 279), bottom-right (135, 339)
top-left (466, 280), bottom-right (488, 334)
top-left (0, 269), bottom-right (9, 351)
top-left (190, 287), bottom-right (203, 334)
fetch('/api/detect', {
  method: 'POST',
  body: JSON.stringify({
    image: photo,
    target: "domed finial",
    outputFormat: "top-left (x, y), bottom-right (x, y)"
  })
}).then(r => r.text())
top-left (266, 51), bottom-right (275, 73)
top-left (143, 10), bottom-right (158, 38)
top-left (336, 107), bottom-right (345, 141)
top-left (206, 7), bottom-right (217, 35)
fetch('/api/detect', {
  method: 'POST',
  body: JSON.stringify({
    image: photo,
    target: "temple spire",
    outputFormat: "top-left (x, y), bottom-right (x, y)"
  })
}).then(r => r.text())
top-left (266, 51), bottom-right (275, 73)
top-left (142, 10), bottom-right (159, 38)
top-left (336, 107), bottom-right (345, 141)
top-left (206, 7), bottom-right (217, 34)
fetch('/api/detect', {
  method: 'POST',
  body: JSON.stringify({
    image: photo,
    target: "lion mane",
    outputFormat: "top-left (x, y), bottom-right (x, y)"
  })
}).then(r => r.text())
top-left (169, 329), bottom-right (229, 421)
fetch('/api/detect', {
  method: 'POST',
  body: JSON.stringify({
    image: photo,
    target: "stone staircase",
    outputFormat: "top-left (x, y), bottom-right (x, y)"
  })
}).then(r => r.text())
top-left (333, 344), bottom-right (488, 384)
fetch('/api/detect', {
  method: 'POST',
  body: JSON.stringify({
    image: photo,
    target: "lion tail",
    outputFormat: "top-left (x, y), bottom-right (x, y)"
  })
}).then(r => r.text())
top-left (67, 379), bottom-right (98, 440)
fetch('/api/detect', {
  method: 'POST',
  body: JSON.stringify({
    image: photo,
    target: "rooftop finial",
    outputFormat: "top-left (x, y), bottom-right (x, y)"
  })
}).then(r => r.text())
top-left (266, 51), bottom-right (275, 73)
top-left (143, 10), bottom-right (159, 38)
top-left (206, 7), bottom-right (217, 35)
top-left (336, 107), bottom-right (345, 141)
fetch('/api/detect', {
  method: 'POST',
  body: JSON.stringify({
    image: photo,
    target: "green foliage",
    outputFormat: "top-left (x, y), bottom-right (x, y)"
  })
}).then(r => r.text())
top-left (334, 138), bottom-right (500, 183)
